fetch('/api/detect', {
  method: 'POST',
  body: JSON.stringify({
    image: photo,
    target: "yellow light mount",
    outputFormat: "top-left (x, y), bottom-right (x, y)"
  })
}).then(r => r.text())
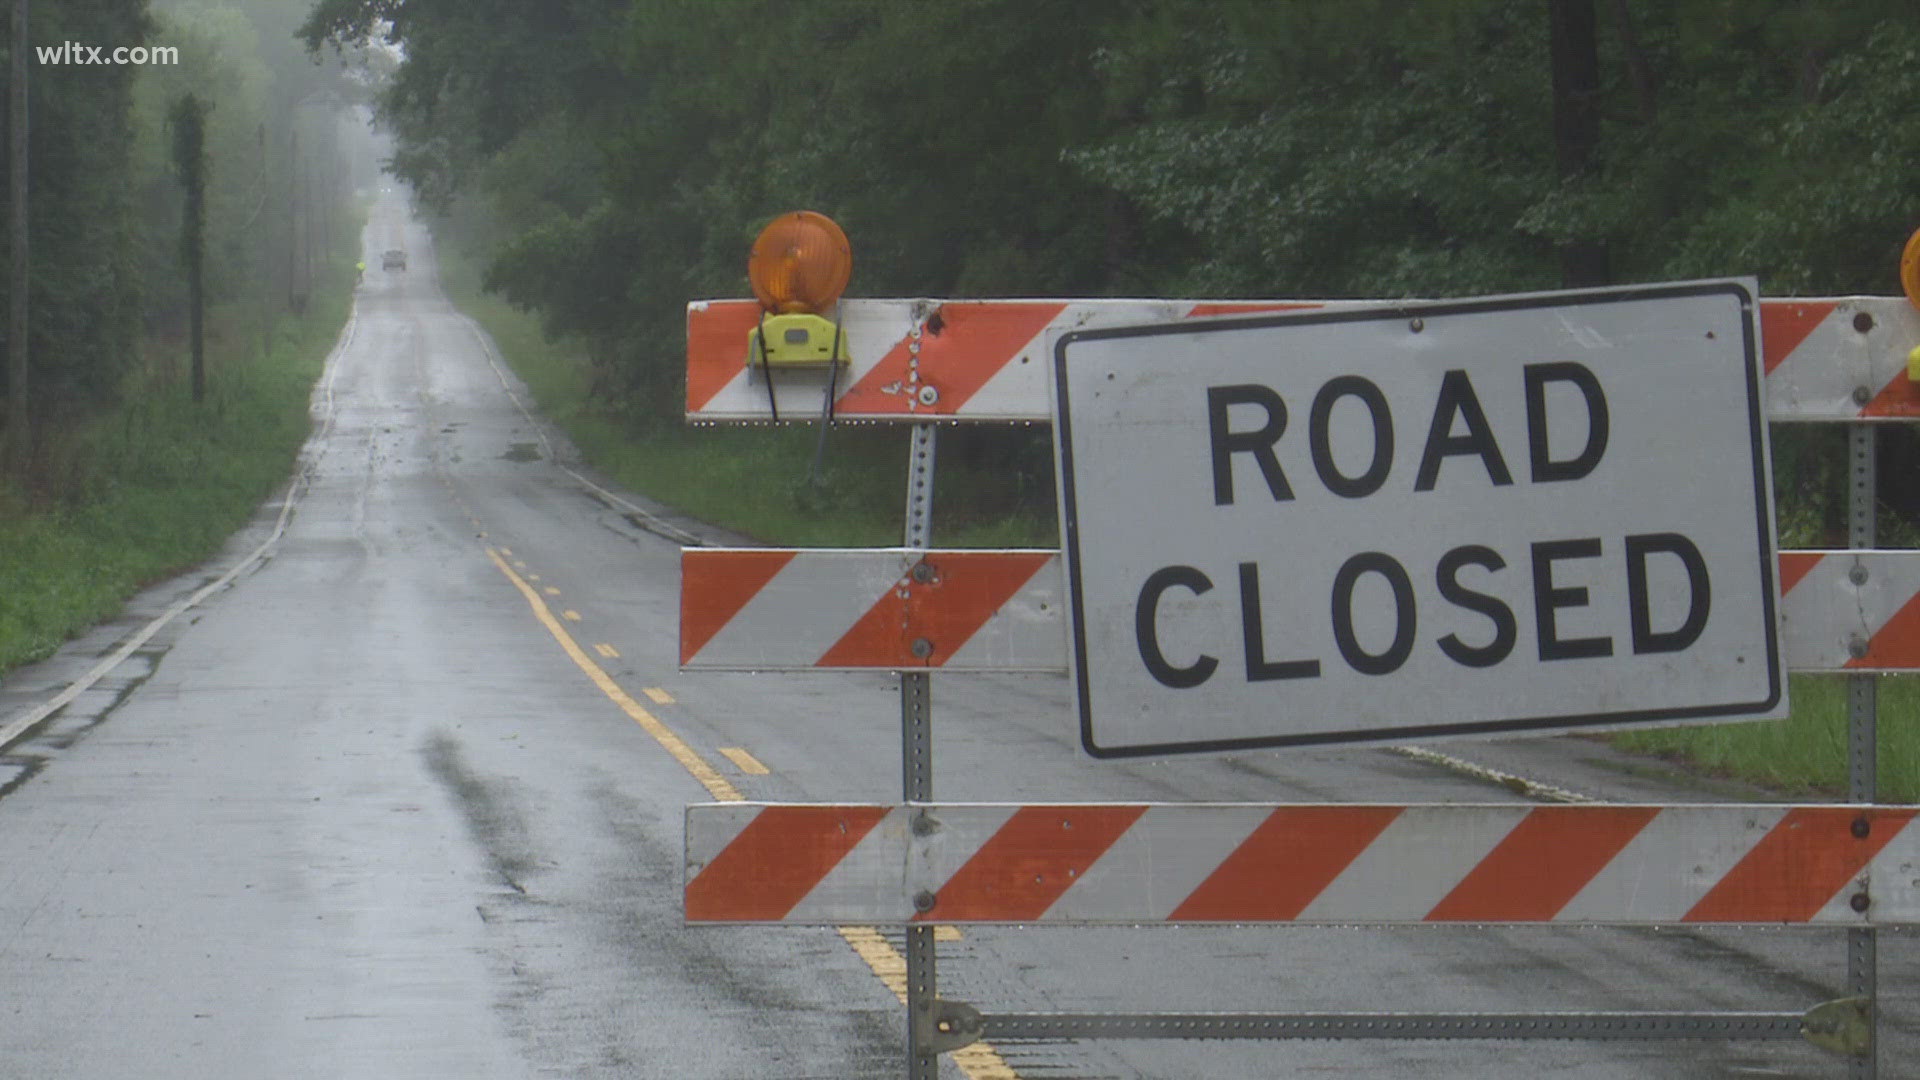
top-left (748, 312), bottom-right (851, 369)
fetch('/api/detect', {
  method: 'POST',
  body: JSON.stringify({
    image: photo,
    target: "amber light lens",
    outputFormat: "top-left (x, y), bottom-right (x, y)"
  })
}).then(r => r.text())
top-left (749, 211), bottom-right (852, 314)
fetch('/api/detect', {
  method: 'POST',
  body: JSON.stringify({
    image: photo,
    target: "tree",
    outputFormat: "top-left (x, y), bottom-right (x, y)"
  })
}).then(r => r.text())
top-left (5, 0), bottom-right (26, 477)
top-left (2, 0), bottom-right (149, 428)
top-left (308, 0), bottom-right (1920, 434)
top-left (1549, 0), bottom-right (1608, 285)
top-left (169, 91), bottom-right (207, 401)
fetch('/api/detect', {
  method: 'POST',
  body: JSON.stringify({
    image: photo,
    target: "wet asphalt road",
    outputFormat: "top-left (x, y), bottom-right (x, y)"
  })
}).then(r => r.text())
top-left (0, 193), bottom-right (1912, 1079)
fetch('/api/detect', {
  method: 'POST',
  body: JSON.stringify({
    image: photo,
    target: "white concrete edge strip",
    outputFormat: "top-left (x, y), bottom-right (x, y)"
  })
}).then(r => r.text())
top-left (458, 315), bottom-right (709, 549)
top-left (0, 308), bottom-right (359, 754)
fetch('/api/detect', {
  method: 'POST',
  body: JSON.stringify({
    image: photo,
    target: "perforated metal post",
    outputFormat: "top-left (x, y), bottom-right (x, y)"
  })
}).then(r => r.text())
top-left (902, 420), bottom-right (937, 805)
top-left (901, 421), bottom-right (938, 1079)
top-left (1847, 422), bottom-right (1878, 1080)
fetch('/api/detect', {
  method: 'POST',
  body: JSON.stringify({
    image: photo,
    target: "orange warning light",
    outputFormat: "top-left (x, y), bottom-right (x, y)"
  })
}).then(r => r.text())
top-left (1901, 226), bottom-right (1920, 313)
top-left (748, 211), bottom-right (852, 315)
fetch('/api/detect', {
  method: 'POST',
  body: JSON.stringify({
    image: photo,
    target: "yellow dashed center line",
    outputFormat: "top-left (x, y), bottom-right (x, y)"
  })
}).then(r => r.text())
top-left (544, 586), bottom-right (561, 596)
top-left (839, 926), bottom-right (905, 995)
top-left (718, 747), bottom-right (770, 775)
top-left (837, 929), bottom-right (1012, 1078)
top-left (485, 546), bottom-right (1015, 1079)
top-left (642, 687), bottom-right (674, 706)
top-left (594, 643), bottom-right (621, 659)
top-left (562, 609), bottom-right (582, 622)
top-left (485, 548), bottom-right (740, 802)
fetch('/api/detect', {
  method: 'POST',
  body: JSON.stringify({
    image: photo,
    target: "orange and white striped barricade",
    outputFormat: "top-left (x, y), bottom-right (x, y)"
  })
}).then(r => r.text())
top-left (686, 802), bottom-right (1920, 927)
top-left (1779, 550), bottom-right (1920, 671)
top-left (678, 286), bottom-right (1920, 1068)
top-left (687, 298), bottom-right (1337, 423)
top-left (680, 548), bottom-right (1920, 674)
top-left (679, 549), bottom-right (1063, 671)
top-left (1761, 298), bottom-right (1920, 420)
top-left (688, 295), bottom-right (1920, 425)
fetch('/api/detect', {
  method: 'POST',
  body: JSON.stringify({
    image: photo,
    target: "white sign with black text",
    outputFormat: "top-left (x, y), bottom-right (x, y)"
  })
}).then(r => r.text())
top-left (1051, 281), bottom-right (1785, 758)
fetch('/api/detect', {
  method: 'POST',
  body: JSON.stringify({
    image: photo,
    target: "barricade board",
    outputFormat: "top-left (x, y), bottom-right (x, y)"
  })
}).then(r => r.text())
top-left (678, 548), bottom-right (1060, 671)
top-left (685, 295), bottom-right (1920, 423)
top-left (677, 548), bottom-right (1920, 675)
top-left (684, 802), bottom-right (1919, 926)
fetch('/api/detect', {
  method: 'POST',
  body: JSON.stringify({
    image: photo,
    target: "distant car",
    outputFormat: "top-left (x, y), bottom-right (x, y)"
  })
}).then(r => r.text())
top-left (382, 249), bottom-right (407, 271)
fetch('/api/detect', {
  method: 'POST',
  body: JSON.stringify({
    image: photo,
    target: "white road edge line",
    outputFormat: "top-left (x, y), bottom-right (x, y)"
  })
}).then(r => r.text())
top-left (0, 308), bottom-right (360, 753)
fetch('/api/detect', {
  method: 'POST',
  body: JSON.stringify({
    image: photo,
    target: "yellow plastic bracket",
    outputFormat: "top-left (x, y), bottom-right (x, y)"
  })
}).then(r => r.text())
top-left (747, 313), bottom-right (850, 368)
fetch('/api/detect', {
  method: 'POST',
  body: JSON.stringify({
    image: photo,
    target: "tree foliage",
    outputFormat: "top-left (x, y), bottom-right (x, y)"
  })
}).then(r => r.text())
top-left (4, 0), bottom-right (152, 412)
top-left (169, 91), bottom-right (209, 400)
top-left (308, 0), bottom-right (1920, 432)
top-left (2, 0), bottom-right (366, 467)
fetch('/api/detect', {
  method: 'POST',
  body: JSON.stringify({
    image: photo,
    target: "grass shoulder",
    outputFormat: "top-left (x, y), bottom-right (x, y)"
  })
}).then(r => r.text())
top-left (1614, 674), bottom-right (1917, 801)
top-left (0, 257), bottom-right (357, 674)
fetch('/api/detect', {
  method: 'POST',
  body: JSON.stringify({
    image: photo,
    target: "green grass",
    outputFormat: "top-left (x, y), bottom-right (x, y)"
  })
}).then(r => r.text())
top-left (0, 257), bottom-right (356, 674)
top-left (1613, 675), bottom-right (1920, 801)
top-left (442, 241), bottom-right (1916, 803)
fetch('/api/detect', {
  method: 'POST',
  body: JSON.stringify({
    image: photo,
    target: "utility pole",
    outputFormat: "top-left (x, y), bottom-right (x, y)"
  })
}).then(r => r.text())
top-left (5, 0), bottom-right (27, 478)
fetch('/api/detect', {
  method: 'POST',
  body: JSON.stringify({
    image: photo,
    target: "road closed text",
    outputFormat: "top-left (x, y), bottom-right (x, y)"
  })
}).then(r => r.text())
top-left (1052, 284), bottom-right (1782, 755)
top-left (1135, 534), bottom-right (1710, 688)
top-left (1135, 362), bottom-right (1709, 687)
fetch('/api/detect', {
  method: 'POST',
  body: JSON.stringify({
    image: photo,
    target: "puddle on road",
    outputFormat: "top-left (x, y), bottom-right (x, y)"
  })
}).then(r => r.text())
top-left (501, 442), bottom-right (542, 462)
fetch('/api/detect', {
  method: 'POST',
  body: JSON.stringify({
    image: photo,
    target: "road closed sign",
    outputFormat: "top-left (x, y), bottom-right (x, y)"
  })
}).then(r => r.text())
top-left (1051, 281), bottom-right (1785, 758)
